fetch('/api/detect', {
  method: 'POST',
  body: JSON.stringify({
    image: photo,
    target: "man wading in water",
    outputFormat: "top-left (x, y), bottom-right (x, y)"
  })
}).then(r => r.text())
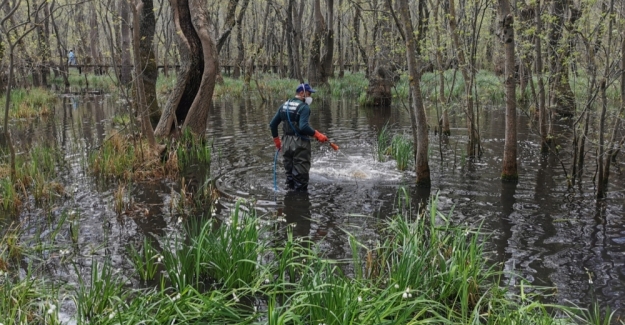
top-left (269, 83), bottom-right (329, 191)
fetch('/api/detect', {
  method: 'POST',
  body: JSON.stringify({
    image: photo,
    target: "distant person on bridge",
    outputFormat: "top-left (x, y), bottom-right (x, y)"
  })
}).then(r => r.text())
top-left (68, 50), bottom-right (77, 65)
top-left (270, 83), bottom-right (329, 191)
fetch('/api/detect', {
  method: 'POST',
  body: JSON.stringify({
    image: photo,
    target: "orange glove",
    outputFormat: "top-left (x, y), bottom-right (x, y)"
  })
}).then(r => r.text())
top-left (273, 137), bottom-right (282, 150)
top-left (313, 130), bottom-right (328, 143)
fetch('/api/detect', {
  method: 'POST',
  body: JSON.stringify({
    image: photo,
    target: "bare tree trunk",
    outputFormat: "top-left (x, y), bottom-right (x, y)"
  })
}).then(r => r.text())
top-left (120, 0), bottom-right (132, 86)
top-left (548, 0), bottom-right (575, 117)
top-left (233, 15), bottom-right (244, 78)
top-left (181, 0), bottom-right (218, 133)
top-left (163, 9), bottom-right (174, 77)
top-left (285, 0), bottom-right (302, 80)
top-left (33, 0), bottom-right (43, 86)
top-left (397, 0), bottom-right (430, 187)
top-left (598, 0), bottom-right (616, 199)
top-left (49, 1), bottom-right (70, 90)
top-left (321, 0), bottom-right (335, 79)
top-left (448, 0), bottom-right (478, 157)
top-left (536, 0), bottom-right (548, 153)
top-left (138, 0), bottom-right (160, 125)
top-left (89, 3), bottom-right (101, 75)
top-left (433, 0), bottom-right (450, 136)
top-left (308, 0), bottom-right (325, 84)
top-left (232, 0), bottom-right (250, 79)
top-left (3, 49), bottom-right (16, 180)
top-left (500, 0), bottom-right (518, 182)
top-left (216, 0), bottom-right (240, 54)
top-left (365, 1), bottom-right (393, 107)
top-left (132, 0), bottom-right (157, 149)
top-left (75, 3), bottom-right (90, 73)
top-left (35, 0), bottom-right (50, 86)
top-left (597, 79), bottom-right (607, 199)
top-left (338, 0), bottom-right (344, 78)
top-left (154, 0), bottom-right (217, 137)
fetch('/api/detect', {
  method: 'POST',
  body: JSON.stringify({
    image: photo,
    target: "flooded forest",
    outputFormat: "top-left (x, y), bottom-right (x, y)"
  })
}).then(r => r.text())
top-left (1, 0), bottom-right (624, 324)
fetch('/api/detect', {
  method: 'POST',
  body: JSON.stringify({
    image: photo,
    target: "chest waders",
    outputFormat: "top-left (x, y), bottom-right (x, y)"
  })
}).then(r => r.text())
top-left (281, 99), bottom-right (311, 191)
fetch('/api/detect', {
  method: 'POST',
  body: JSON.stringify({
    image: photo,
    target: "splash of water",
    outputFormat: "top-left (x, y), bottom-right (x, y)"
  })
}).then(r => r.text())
top-left (310, 149), bottom-right (404, 182)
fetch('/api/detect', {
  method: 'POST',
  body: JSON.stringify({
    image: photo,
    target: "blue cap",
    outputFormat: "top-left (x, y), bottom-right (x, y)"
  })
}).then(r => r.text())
top-left (296, 83), bottom-right (316, 93)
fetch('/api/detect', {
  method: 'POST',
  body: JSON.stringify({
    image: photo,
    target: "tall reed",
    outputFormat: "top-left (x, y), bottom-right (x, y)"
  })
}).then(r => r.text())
top-left (390, 134), bottom-right (413, 171)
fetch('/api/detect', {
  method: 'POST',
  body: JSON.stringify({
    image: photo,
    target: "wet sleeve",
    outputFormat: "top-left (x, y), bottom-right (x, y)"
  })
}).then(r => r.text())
top-left (269, 109), bottom-right (281, 138)
top-left (297, 105), bottom-right (316, 136)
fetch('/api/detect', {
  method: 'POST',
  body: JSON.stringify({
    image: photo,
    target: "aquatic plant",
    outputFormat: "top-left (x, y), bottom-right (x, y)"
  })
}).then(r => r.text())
top-left (0, 177), bottom-right (22, 214)
top-left (113, 183), bottom-right (125, 216)
top-left (127, 237), bottom-right (160, 282)
top-left (0, 269), bottom-right (59, 325)
top-left (390, 133), bottom-right (413, 171)
top-left (88, 131), bottom-right (136, 180)
top-left (375, 123), bottom-right (391, 162)
top-left (1, 193), bottom-right (619, 324)
top-left (176, 128), bottom-right (212, 170)
top-left (73, 259), bottom-right (127, 323)
top-left (192, 200), bottom-right (265, 289)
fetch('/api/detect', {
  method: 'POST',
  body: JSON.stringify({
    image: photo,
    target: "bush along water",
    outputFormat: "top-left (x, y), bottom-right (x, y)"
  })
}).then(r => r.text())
top-left (87, 126), bottom-right (212, 183)
top-left (1, 194), bottom-right (619, 324)
top-left (0, 88), bottom-right (57, 120)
